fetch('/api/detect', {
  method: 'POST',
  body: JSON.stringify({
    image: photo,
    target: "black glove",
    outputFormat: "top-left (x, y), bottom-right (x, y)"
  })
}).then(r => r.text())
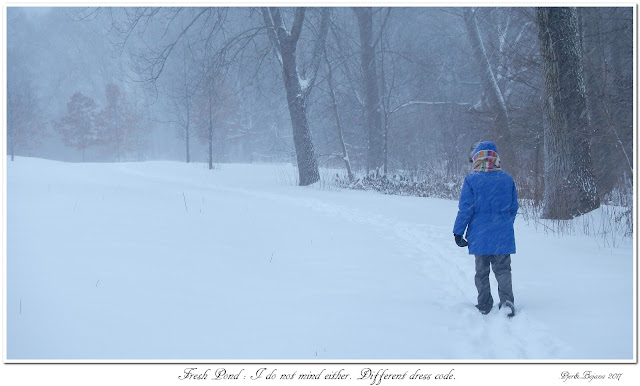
top-left (454, 234), bottom-right (468, 247)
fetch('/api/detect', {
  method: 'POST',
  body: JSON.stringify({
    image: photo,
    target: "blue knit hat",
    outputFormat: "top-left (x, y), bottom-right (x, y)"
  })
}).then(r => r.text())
top-left (473, 141), bottom-right (498, 154)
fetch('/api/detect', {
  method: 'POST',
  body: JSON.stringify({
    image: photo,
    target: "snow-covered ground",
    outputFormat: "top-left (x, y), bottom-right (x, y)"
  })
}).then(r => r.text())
top-left (6, 157), bottom-right (635, 360)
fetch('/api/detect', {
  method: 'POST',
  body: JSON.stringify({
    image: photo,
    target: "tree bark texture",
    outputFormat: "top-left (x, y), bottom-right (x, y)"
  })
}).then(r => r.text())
top-left (536, 7), bottom-right (599, 219)
top-left (580, 8), bottom-right (625, 198)
top-left (281, 47), bottom-right (320, 186)
top-left (605, 8), bottom-right (633, 177)
top-left (354, 7), bottom-right (385, 174)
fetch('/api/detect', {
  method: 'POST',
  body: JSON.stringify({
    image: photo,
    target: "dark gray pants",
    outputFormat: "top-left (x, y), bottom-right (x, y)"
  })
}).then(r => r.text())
top-left (474, 254), bottom-right (514, 313)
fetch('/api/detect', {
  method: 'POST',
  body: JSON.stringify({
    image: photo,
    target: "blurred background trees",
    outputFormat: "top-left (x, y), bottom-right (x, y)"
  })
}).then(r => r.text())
top-left (6, 6), bottom-right (633, 218)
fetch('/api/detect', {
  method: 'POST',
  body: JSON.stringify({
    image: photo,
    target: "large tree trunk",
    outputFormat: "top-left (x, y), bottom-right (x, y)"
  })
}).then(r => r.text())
top-left (580, 8), bottom-right (625, 199)
top-left (262, 7), bottom-right (328, 186)
top-left (281, 47), bottom-right (320, 186)
top-left (354, 7), bottom-right (384, 174)
top-left (606, 8), bottom-right (633, 178)
top-left (463, 8), bottom-right (516, 176)
top-left (536, 7), bottom-right (599, 219)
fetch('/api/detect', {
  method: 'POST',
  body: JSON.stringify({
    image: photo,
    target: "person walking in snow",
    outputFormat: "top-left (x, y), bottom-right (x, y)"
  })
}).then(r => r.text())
top-left (453, 141), bottom-right (518, 317)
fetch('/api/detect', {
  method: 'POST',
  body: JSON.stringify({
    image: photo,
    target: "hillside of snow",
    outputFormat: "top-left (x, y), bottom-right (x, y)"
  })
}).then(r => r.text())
top-left (5, 157), bottom-right (634, 360)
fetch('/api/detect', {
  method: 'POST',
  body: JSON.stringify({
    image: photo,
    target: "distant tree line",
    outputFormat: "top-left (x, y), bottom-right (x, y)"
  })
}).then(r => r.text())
top-left (52, 83), bottom-right (150, 162)
top-left (6, 7), bottom-right (633, 220)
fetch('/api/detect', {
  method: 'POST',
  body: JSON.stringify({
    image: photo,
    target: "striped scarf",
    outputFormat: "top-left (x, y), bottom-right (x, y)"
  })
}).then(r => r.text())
top-left (472, 149), bottom-right (501, 172)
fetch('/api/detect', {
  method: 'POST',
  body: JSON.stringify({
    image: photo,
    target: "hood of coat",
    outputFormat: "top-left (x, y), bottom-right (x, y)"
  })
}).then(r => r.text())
top-left (471, 141), bottom-right (501, 172)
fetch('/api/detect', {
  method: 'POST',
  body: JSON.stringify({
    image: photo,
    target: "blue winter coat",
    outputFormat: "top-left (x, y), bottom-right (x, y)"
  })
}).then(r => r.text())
top-left (453, 154), bottom-right (518, 255)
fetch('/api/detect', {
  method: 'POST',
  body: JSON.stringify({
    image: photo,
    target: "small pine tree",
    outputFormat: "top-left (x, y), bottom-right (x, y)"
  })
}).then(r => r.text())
top-left (53, 92), bottom-right (98, 162)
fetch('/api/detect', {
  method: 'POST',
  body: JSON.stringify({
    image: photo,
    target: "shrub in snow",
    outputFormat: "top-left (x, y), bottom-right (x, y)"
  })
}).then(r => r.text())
top-left (333, 171), bottom-right (462, 201)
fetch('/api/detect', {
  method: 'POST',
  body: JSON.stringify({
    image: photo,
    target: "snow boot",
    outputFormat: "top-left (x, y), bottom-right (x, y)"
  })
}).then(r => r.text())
top-left (499, 300), bottom-right (516, 318)
top-left (476, 304), bottom-right (492, 315)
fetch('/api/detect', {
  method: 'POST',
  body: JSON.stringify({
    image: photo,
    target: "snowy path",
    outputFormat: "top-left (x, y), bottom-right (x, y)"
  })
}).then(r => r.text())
top-left (6, 159), bottom-right (633, 360)
top-left (209, 183), bottom-right (567, 360)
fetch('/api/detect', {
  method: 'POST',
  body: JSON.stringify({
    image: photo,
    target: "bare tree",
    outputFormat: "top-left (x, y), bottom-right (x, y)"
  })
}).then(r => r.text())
top-left (323, 48), bottom-right (353, 180)
top-left (10, 6), bottom-right (632, 211)
top-left (353, 7), bottom-right (386, 175)
top-left (536, 7), bottom-right (599, 219)
top-left (193, 69), bottom-right (239, 170)
top-left (166, 43), bottom-right (198, 163)
top-left (104, 7), bottom-right (329, 184)
top-left (261, 7), bottom-right (330, 185)
top-left (463, 7), bottom-right (516, 174)
top-left (580, 8), bottom-right (619, 198)
top-left (95, 83), bottom-right (140, 161)
top-left (605, 7), bottom-right (634, 175)
top-left (7, 77), bottom-right (45, 161)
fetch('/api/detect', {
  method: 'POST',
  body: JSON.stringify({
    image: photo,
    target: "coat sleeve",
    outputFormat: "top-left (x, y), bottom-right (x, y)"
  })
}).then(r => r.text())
top-left (453, 176), bottom-right (474, 236)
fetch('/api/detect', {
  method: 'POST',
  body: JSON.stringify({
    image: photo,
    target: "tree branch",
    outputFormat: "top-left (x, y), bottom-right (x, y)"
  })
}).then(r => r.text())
top-left (301, 8), bottom-right (331, 97)
top-left (372, 7), bottom-right (392, 49)
top-left (290, 7), bottom-right (306, 45)
top-left (268, 7), bottom-right (290, 49)
top-left (389, 100), bottom-right (474, 115)
top-left (129, 8), bottom-right (209, 83)
top-left (260, 7), bottom-right (283, 66)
